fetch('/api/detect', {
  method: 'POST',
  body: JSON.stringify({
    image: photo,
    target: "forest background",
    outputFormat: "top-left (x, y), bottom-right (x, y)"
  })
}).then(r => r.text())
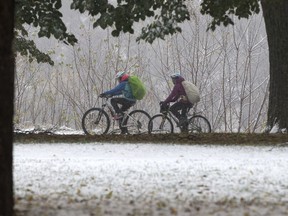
top-left (14, 1), bottom-right (269, 133)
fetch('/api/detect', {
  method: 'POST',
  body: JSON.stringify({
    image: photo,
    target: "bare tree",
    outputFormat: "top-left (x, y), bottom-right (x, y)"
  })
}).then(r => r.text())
top-left (14, 2), bottom-right (269, 133)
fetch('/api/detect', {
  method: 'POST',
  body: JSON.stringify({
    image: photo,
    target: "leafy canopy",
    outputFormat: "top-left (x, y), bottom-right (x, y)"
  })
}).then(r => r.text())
top-left (15, 0), bottom-right (78, 65)
top-left (16, 0), bottom-right (261, 65)
top-left (200, 0), bottom-right (260, 30)
top-left (70, 0), bottom-right (190, 43)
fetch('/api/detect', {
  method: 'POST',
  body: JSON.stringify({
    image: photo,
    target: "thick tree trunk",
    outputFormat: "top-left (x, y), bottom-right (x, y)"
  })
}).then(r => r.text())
top-left (0, 0), bottom-right (15, 215)
top-left (261, 0), bottom-right (288, 132)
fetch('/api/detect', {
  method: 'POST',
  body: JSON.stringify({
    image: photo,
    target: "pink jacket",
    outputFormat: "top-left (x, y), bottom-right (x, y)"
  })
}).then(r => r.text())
top-left (163, 77), bottom-right (190, 104)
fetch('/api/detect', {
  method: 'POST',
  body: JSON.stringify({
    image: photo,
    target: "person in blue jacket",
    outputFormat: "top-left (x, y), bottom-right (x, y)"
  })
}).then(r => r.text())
top-left (99, 71), bottom-right (136, 133)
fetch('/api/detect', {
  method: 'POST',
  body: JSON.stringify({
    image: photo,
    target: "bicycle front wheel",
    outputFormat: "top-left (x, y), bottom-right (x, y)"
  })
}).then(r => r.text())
top-left (148, 114), bottom-right (174, 134)
top-left (188, 115), bottom-right (211, 133)
top-left (82, 108), bottom-right (110, 135)
top-left (124, 110), bottom-right (151, 134)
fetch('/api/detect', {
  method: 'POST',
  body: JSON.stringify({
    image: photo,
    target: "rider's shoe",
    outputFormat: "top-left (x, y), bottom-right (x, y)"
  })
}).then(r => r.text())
top-left (177, 117), bottom-right (187, 127)
top-left (120, 129), bottom-right (128, 134)
top-left (180, 124), bottom-right (189, 133)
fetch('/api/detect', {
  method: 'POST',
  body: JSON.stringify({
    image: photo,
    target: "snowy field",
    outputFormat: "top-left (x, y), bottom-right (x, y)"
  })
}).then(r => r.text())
top-left (14, 143), bottom-right (288, 216)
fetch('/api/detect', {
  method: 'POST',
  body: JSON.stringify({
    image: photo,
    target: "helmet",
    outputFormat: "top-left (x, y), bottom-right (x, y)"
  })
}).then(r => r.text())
top-left (115, 71), bottom-right (126, 79)
top-left (170, 73), bottom-right (181, 79)
top-left (120, 74), bottom-right (129, 82)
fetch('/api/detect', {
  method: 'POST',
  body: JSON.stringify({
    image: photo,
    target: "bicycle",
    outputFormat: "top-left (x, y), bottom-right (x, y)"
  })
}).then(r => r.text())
top-left (82, 95), bottom-right (151, 135)
top-left (148, 103), bottom-right (211, 134)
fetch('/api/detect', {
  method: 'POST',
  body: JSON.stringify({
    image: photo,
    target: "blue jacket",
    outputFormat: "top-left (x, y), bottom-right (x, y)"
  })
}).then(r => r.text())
top-left (104, 80), bottom-right (136, 102)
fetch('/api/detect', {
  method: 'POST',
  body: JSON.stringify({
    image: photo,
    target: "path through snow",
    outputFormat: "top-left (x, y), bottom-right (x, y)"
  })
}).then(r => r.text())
top-left (14, 143), bottom-right (288, 216)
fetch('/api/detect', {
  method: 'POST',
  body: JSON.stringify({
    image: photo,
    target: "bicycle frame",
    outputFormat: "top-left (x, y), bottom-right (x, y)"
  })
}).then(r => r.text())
top-left (162, 107), bottom-right (204, 130)
top-left (155, 110), bottom-right (203, 133)
top-left (162, 110), bottom-right (179, 125)
top-left (162, 106), bottom-right (203, 124)
top-left (99, 97), bottom-right (113, 115)
top-left (99, 97), bottom-right (138, 129)
top-left (161, 105), bottom-right (193, 124)
top-left (82, 96), bottom-right (151, 135)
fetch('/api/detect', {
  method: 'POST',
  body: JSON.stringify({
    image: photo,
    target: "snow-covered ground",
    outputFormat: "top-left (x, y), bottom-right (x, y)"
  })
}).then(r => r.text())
top-left (14, 143), bottom-right (288, 216)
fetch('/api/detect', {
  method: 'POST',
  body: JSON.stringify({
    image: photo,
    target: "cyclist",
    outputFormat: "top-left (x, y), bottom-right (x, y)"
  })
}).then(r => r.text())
top-left (99, 71), bottom-right (136, 134)
top-left (160, 73), bottom-right (193, 129)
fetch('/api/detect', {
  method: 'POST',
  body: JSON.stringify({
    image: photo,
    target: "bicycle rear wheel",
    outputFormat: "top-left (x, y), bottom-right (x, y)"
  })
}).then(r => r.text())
top-left (148, 114), bottom-right (174, 134)
top-left (82, 108), bottom-right (110, 135)
top-left (124, 110), bottom-right (151, 134)
top-left (188, 115), bottom-right (211, 133)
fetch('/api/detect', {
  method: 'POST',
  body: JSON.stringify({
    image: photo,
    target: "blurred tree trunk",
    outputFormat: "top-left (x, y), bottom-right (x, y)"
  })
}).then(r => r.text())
top-left (0, 0), bottom-right (15, 215)
top-left (261, 0), bottom-right (288, 132)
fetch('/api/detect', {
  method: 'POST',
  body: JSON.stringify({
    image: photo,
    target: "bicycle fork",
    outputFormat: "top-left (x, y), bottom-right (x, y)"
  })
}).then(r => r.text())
top-left (94, 110), bottom-right (104, 125)
top-left (159, 115), bottom-right (167, 130)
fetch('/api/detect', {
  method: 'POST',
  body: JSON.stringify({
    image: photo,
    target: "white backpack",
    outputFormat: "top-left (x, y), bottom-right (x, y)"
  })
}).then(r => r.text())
top-left (182, 80), bottom-right (200, 104)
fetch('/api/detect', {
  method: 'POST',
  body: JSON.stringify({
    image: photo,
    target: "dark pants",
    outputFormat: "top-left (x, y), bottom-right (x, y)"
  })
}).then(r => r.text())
top-left (110, 98), bottom-right (135, 134)
top-left (111, 97), bottom-right (135, 114)
top-left (170, 102), bottom-right (192, 120)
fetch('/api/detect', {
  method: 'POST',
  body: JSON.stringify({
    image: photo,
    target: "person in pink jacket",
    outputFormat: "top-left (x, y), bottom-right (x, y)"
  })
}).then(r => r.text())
top-left (160, 73), bottom-right (193, 126)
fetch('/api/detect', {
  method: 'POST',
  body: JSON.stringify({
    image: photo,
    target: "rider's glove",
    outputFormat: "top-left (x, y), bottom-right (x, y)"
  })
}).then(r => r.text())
top-left (99, 93), bottom-right (106, 98)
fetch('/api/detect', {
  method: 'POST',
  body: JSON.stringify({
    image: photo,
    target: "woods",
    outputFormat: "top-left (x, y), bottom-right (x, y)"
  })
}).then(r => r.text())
top-left (14, 5), bottom-right (269, 133)
top-left (1, 0), bottom-right (288, 215)
top-left (12, 0), bottom-right (288, 133)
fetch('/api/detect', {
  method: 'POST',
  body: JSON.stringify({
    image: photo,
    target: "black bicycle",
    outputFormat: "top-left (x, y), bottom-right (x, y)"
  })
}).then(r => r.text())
top-left (82, 96), bottom-right (151, 135)
top-left (148, 103), bottom-right (211, 134)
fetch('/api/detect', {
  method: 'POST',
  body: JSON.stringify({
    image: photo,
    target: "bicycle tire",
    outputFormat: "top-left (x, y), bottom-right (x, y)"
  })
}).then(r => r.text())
top-left (148, 114), bottom-right (174, 134)
top-left (188, 115), bottom-right (211, 133)
top-left (124, 110), bottom-right (151, 134)
top-left (82, 108), bottom-right (110, 135)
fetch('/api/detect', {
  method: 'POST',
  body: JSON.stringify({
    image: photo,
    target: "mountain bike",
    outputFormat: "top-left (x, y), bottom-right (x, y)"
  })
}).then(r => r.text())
top-left (148, 103), bottom-right (211, 134)
top-left (82, 95), bottom-right (151, 135)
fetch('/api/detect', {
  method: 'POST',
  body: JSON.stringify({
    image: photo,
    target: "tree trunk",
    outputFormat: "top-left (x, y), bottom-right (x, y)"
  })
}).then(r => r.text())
top-left (261, 0), bottom-right (288, 132)
top-left (0, 0), bottom-right (15, 215)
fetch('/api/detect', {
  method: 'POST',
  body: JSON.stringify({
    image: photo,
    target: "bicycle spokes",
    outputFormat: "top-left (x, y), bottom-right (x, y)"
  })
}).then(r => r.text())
top-left (148, 114), bottom-right (173, 134)
top-left (125, 110), bottom-right (151, 134)
top-left (188, 115), bottom-right (211, 133)
top-left (124, 117), bottom-right (142, 132)
top-left (82, 108), bottom-right (110, 135)
top-left (189, 124), bottom-right (202, 133)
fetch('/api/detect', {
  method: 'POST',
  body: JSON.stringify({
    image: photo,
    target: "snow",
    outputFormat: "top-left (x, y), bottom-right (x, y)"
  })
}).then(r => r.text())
top-left (14, 143), bottom-right (288, 215)
top-left (270, 124), bottom-right (279, 133)
top-left (14, 125), bottom-right (84, 135)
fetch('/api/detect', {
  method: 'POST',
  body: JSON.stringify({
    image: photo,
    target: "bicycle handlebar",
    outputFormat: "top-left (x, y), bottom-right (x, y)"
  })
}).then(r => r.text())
top-left (99, 94), bottom-right (112, 99)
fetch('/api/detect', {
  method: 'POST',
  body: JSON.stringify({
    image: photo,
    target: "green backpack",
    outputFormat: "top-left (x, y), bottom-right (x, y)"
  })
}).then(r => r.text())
top-left (128, 75), bottom-right (146, 100)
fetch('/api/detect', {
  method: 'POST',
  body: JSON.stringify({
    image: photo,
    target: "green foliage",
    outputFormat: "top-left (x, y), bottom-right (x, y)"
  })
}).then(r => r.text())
top-left (14, 37), bottom-right (54, 65)
top-left (17, 0), bottom-right (262, 64)
top-left (16, 0), bottom-right (77, 43)
top-left (70, 0), bottom-right (190, 44)
top-left (15, 0), bottom-right (78, 65)
top-left (15, 0), bottom-right (190, 64)
top-left (200, 0), bottom-right (261, 31)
